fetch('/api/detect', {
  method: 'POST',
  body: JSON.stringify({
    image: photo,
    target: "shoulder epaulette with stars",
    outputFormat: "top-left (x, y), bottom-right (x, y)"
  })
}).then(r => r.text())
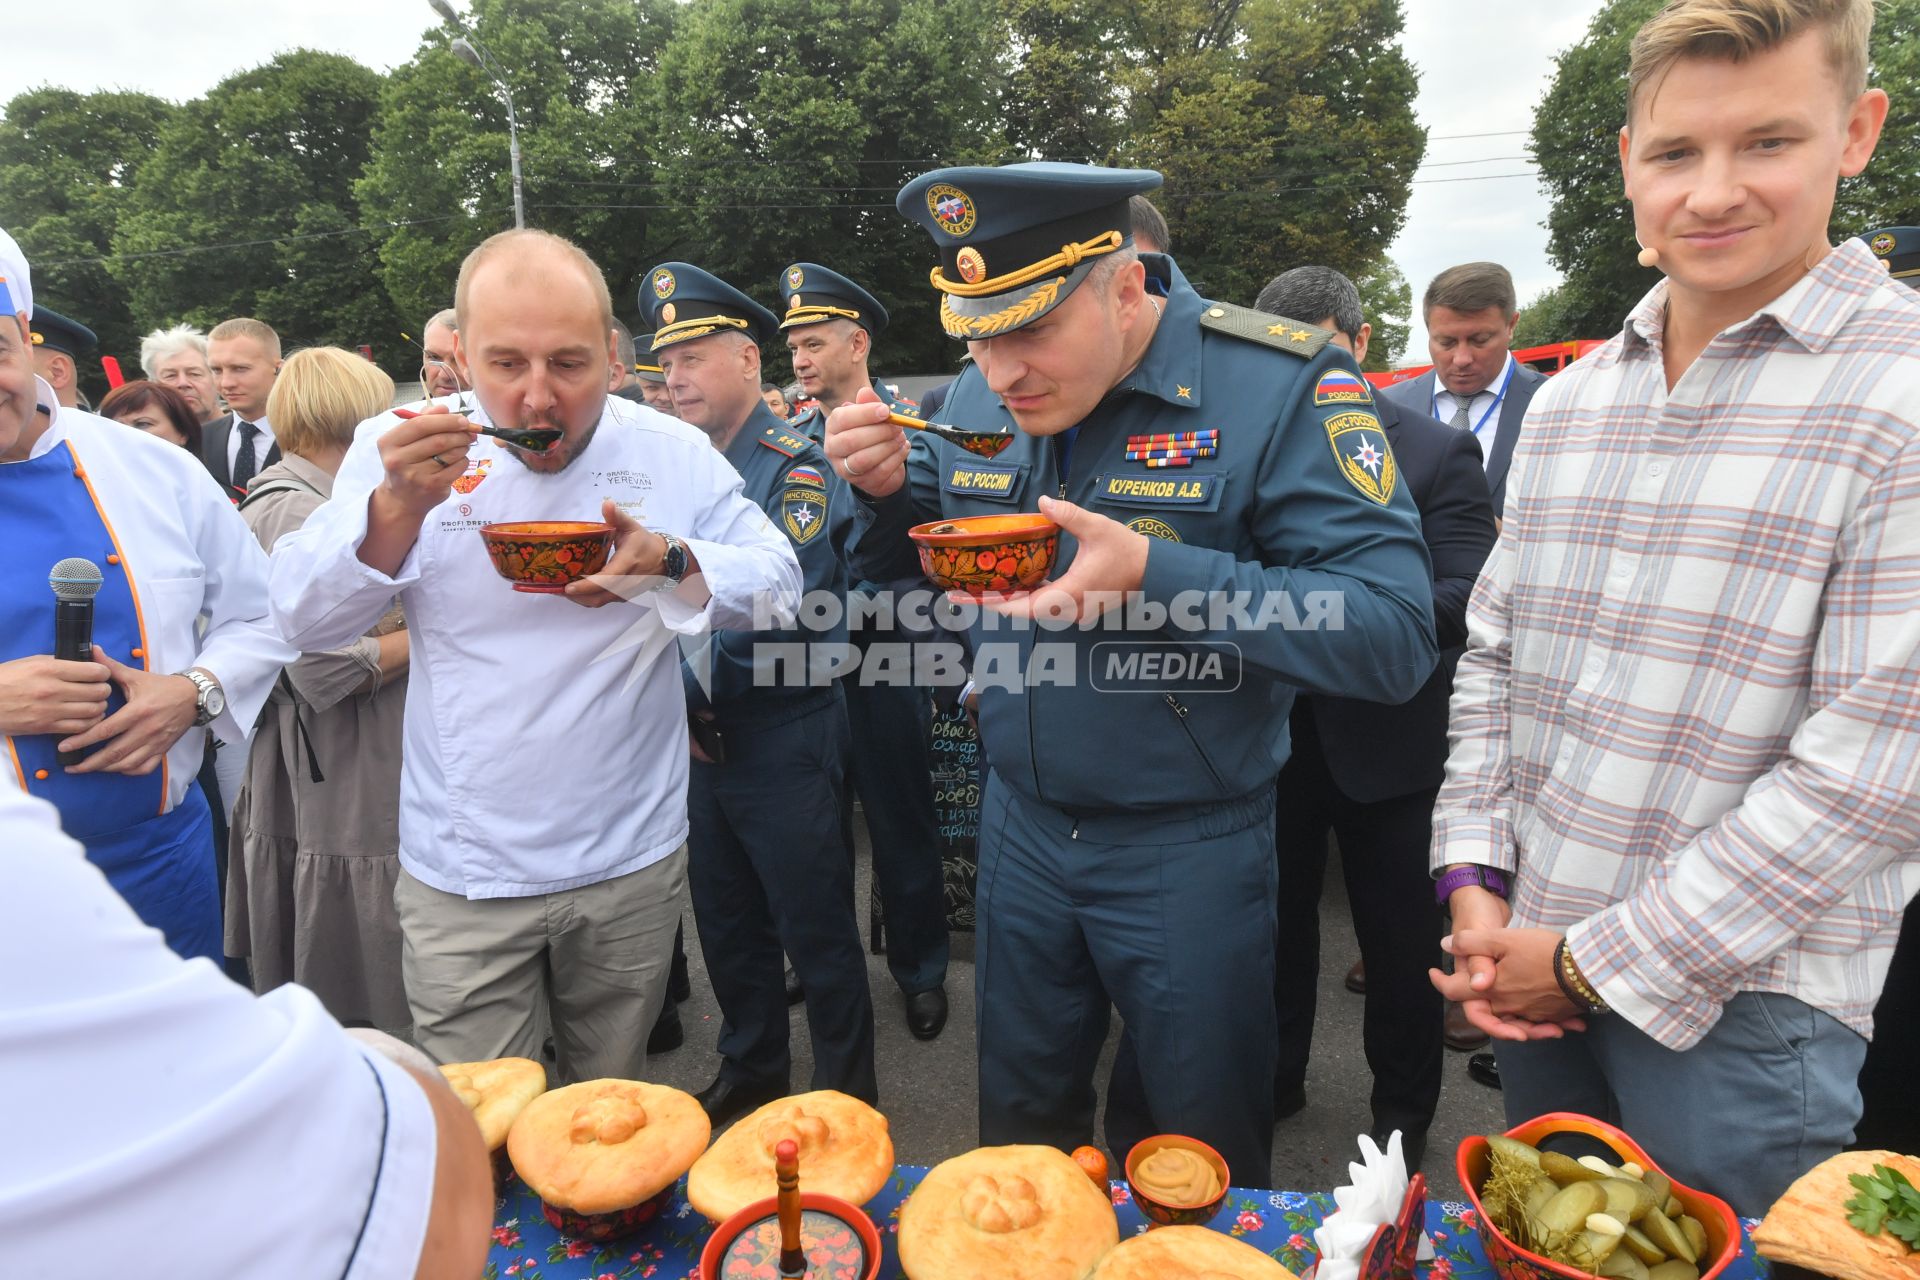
top-left (758, 427), bottom-right (816, 458)
top-left (1196, 301), bottom-right (1334, 359)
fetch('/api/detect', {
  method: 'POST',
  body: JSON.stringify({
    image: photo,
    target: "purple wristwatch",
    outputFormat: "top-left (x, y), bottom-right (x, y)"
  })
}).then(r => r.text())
top-left (1434, 864), bottom-right (1510, 906)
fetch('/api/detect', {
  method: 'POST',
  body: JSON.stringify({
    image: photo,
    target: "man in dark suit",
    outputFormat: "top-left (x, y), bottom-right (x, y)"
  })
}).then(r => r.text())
top-left (1257, 266), bottom-right (1497, 1170)
top-left (202, 317), bottom-right (283, 501)
top-left (1379, 262), bottom-right (1543, 520)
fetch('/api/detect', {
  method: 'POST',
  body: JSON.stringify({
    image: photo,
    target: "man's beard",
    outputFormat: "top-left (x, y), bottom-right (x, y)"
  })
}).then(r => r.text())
top-left (501, 409), bottom-right (597, 473)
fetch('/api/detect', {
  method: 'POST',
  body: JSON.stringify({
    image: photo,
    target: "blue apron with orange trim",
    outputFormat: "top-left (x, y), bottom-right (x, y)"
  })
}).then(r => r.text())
top-left (0, 438), bottom-right (221, 962)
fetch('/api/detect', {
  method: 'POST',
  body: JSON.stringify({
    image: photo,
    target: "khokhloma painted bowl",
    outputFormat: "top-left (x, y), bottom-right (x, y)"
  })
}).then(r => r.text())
top-left (1124, 1134), bottom-right (1231, 1228)
top-left (479, 521), bottom-right (614, 593)
top-left (907, 513), bottom-right (1059, 597)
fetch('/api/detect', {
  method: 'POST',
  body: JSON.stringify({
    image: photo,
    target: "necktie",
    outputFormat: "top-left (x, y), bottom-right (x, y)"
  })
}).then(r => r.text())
top-left (233, 420), bottom-right (260, 493)
top-left (1450, 396), bottom-right (1485, 461)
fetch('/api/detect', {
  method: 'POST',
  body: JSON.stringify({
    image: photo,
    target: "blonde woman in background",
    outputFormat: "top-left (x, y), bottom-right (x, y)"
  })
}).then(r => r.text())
top-left (228, 347), bottom-right (411, 1033)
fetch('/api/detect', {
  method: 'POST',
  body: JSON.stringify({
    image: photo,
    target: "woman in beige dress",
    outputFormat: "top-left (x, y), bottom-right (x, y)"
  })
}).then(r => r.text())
top-left (228, 348), bottom-right (410, 1033)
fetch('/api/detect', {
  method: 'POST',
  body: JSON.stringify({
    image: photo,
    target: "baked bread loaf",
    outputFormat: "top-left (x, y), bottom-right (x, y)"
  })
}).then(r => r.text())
top-left (899, 1145), bottom-right (1119, 1280)
top-left (438, 1057), bottom-right (547, 1152)
top-left (686, 1090), bottom-right (894, 1220)
top-left (1753, 1151), bottom-right (1920, 1280)
top-left (506, 1079), bottom-right (709, 1215)
top-left (1093, 1225), bottom-right (1300, 1280)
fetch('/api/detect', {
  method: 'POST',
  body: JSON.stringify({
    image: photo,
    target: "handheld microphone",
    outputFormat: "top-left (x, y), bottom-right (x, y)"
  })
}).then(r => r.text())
top-left (50, 557), bottom-right (104, 767)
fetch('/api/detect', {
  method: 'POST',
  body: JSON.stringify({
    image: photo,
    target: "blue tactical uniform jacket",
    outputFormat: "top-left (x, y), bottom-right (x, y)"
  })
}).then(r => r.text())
top-left (850, 254), bottom-right (1437, 814)
top-left (685, 403), bottom-right (851, 718)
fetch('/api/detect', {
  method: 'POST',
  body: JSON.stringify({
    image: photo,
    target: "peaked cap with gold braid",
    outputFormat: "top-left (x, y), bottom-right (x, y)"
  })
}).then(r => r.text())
top-left (776, 262), bottom-right (889, 335)
top-left (895, 161), bottom-right (1162, 340)
top-left (639, 261), bottom-right (779, 353)
top-left (1860, 225), bottom-right (1920, 284)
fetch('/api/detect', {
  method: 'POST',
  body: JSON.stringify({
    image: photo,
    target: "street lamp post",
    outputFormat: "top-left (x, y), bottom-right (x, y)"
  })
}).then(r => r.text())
top-left (428, 1), bottom-right (525, 229)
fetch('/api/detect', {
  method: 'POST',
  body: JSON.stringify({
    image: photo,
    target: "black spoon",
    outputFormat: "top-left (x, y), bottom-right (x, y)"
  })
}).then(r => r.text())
top-left (393, 406), bottom-right (562, 452)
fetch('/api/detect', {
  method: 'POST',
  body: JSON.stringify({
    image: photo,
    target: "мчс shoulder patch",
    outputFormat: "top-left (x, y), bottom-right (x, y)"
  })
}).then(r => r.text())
top-left (1322, 410), bottom-right (1398, 505)
top-left (780, 485), bottom-right (828, 544)
top-left (1197, 302), bottom-right (1334, 359)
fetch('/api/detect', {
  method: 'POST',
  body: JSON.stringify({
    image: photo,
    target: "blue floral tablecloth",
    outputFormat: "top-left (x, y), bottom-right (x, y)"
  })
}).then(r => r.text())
top-left (486, 1167), bottom-right (1770, 1280)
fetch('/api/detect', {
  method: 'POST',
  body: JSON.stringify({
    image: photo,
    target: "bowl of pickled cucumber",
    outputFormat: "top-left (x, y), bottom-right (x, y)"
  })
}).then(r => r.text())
top-left (1457, 1113), bottom-right (1741, 1280)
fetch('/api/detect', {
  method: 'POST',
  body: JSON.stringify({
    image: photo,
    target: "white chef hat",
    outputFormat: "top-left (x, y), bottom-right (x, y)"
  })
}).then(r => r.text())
top-left (0, 225), bottom-right (33, 323)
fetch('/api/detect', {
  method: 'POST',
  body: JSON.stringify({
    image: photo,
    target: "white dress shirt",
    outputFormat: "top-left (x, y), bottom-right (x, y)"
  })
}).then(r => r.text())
top-left (0, 382), bottom-right (293, 809)
top-left (0, 786), bottom-right (436, 1277)
top-left (1431, 352), bottom-right (1515, 472)
top-left (269, 394), bottom-right (802, 899)
top-left (225, 411), bottom-right (272, 477)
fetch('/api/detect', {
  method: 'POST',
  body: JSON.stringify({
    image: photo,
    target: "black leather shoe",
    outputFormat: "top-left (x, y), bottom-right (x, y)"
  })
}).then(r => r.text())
top-left (696, 1076), bottom-right (787, 1127)
top-left (905, 986), bottom-right (949, 1040)
top-left (646, 1002), bottom-right (683, 1055)
top-left (1274, 1085), bottom-right (1307, 1121)
top-left (1467, 1051), bottom-right (1502, 1090)
top-left (784, 966), bottom-right (804, 1006)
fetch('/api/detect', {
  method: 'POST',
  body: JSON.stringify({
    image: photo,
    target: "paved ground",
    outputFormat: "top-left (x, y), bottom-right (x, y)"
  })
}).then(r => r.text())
top-left (644, 816), bottom-right (1505, 1200)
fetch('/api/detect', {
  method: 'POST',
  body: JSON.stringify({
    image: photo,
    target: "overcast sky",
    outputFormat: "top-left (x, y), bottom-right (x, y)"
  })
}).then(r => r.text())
top-left (7, 0), bottom-right (1609, 363)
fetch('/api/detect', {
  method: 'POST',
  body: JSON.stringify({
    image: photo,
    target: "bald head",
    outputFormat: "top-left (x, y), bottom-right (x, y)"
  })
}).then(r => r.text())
top-left (454, 229), bottom-right (613, 335)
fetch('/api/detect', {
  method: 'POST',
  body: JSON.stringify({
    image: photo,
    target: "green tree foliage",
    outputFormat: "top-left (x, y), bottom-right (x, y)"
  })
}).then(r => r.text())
top-left (1531, 0), bottom-right (1920, 340)
top-left (6, 0), bottom-right (1429, 385)
top-left (1124, 0), bottom-right (1427, 307)
top-left (357, 0), bottom-right (674, 356)
top-left (110, 51), bottom-right (399, 365)
top-left (0, 88), bottom-right (176, 387)
top-left (648, 0), bottom-right (1006, 377)
top-left (1355, 258), bottom-right (1412, 370)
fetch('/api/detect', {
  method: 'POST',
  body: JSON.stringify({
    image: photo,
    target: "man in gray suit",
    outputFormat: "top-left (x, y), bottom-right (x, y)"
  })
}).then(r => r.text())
top-left (1380, 263), bottom-right (1543, 519)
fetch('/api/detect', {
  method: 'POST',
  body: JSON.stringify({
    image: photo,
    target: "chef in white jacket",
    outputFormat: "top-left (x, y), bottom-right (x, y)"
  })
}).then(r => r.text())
top-left (270, 228), bottom-right (802, 1082)
top-left (0, 228), bottom-right (292, 963)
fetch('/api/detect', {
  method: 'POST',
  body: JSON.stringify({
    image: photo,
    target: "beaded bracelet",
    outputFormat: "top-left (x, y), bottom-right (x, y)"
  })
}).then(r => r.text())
top-left (1553, 937), bottom-right (1610, 1014)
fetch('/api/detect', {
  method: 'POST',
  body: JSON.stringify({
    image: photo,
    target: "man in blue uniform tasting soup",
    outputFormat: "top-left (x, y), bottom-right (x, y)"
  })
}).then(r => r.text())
top-left (822, 161), bottom-right (1438, 1185)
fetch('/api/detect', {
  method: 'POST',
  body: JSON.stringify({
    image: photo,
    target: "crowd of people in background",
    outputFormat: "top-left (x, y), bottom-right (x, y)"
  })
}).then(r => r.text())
top-left (4, 0), bottom-right (1919, 1274)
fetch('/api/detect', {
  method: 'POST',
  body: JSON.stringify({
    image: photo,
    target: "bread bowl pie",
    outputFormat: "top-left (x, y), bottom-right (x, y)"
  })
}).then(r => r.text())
top-left (898, 1145), bottom-right (1120, 1280)
top-left (1093, 1225), bottom-right (1301, 1280)
top-left (1752, 1151), bottom-right (1920, 1280)
top-left (506, 1079), bottom-right (710, 1240)
top-left (438, 1057), bottom-right (546, 1181)
top-left (686, 1090), bottom-right (894, 1221)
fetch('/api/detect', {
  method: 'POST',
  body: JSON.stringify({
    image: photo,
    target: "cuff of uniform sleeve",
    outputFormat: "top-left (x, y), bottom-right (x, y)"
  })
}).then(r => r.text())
top-left (1427, 815), bottom-right (1519, 876)
top-left (342, 1047), bottom-right (438, 1280)
top-left (1566, 904), bottom-right (1718, 1051)
top-left (1137, 537), bottom-right (1215, 618)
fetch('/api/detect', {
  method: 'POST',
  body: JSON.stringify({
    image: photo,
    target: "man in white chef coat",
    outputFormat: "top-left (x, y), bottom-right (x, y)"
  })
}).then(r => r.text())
top-left (271, 228), bottom-right (802, 1083)
top-left (0, 227), bottom-right (292, 964)
top-left (0, 784), bottom-right (495, 1279)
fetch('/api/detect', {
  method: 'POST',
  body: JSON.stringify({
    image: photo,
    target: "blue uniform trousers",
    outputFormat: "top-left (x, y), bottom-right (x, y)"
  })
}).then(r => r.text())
top-left (84, 781), bottom-right (220, 965)
top-left (841, 650), bottom-right (948, 995)
top-left (975, 769), bottom-right (1279, 1187)
top-left (687, 692), bottom-right (878, 1102)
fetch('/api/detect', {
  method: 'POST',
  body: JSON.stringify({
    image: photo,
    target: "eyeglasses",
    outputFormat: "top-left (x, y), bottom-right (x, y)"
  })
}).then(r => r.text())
top-left (419, 357), bottom-right (466, 391)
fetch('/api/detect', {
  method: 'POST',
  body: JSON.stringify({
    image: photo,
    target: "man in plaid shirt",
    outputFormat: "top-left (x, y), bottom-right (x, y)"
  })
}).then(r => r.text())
top-left (1430, 0), bottom-right (1918, 1216)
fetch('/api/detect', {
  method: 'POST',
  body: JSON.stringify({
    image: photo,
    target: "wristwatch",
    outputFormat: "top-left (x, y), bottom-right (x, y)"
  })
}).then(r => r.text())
top-left (657, 533), bottom-right (690, 586)
top-left (1434, 864), bottom-right (1509, 906)
top-left (180, 668), bottom-right (226, 727)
